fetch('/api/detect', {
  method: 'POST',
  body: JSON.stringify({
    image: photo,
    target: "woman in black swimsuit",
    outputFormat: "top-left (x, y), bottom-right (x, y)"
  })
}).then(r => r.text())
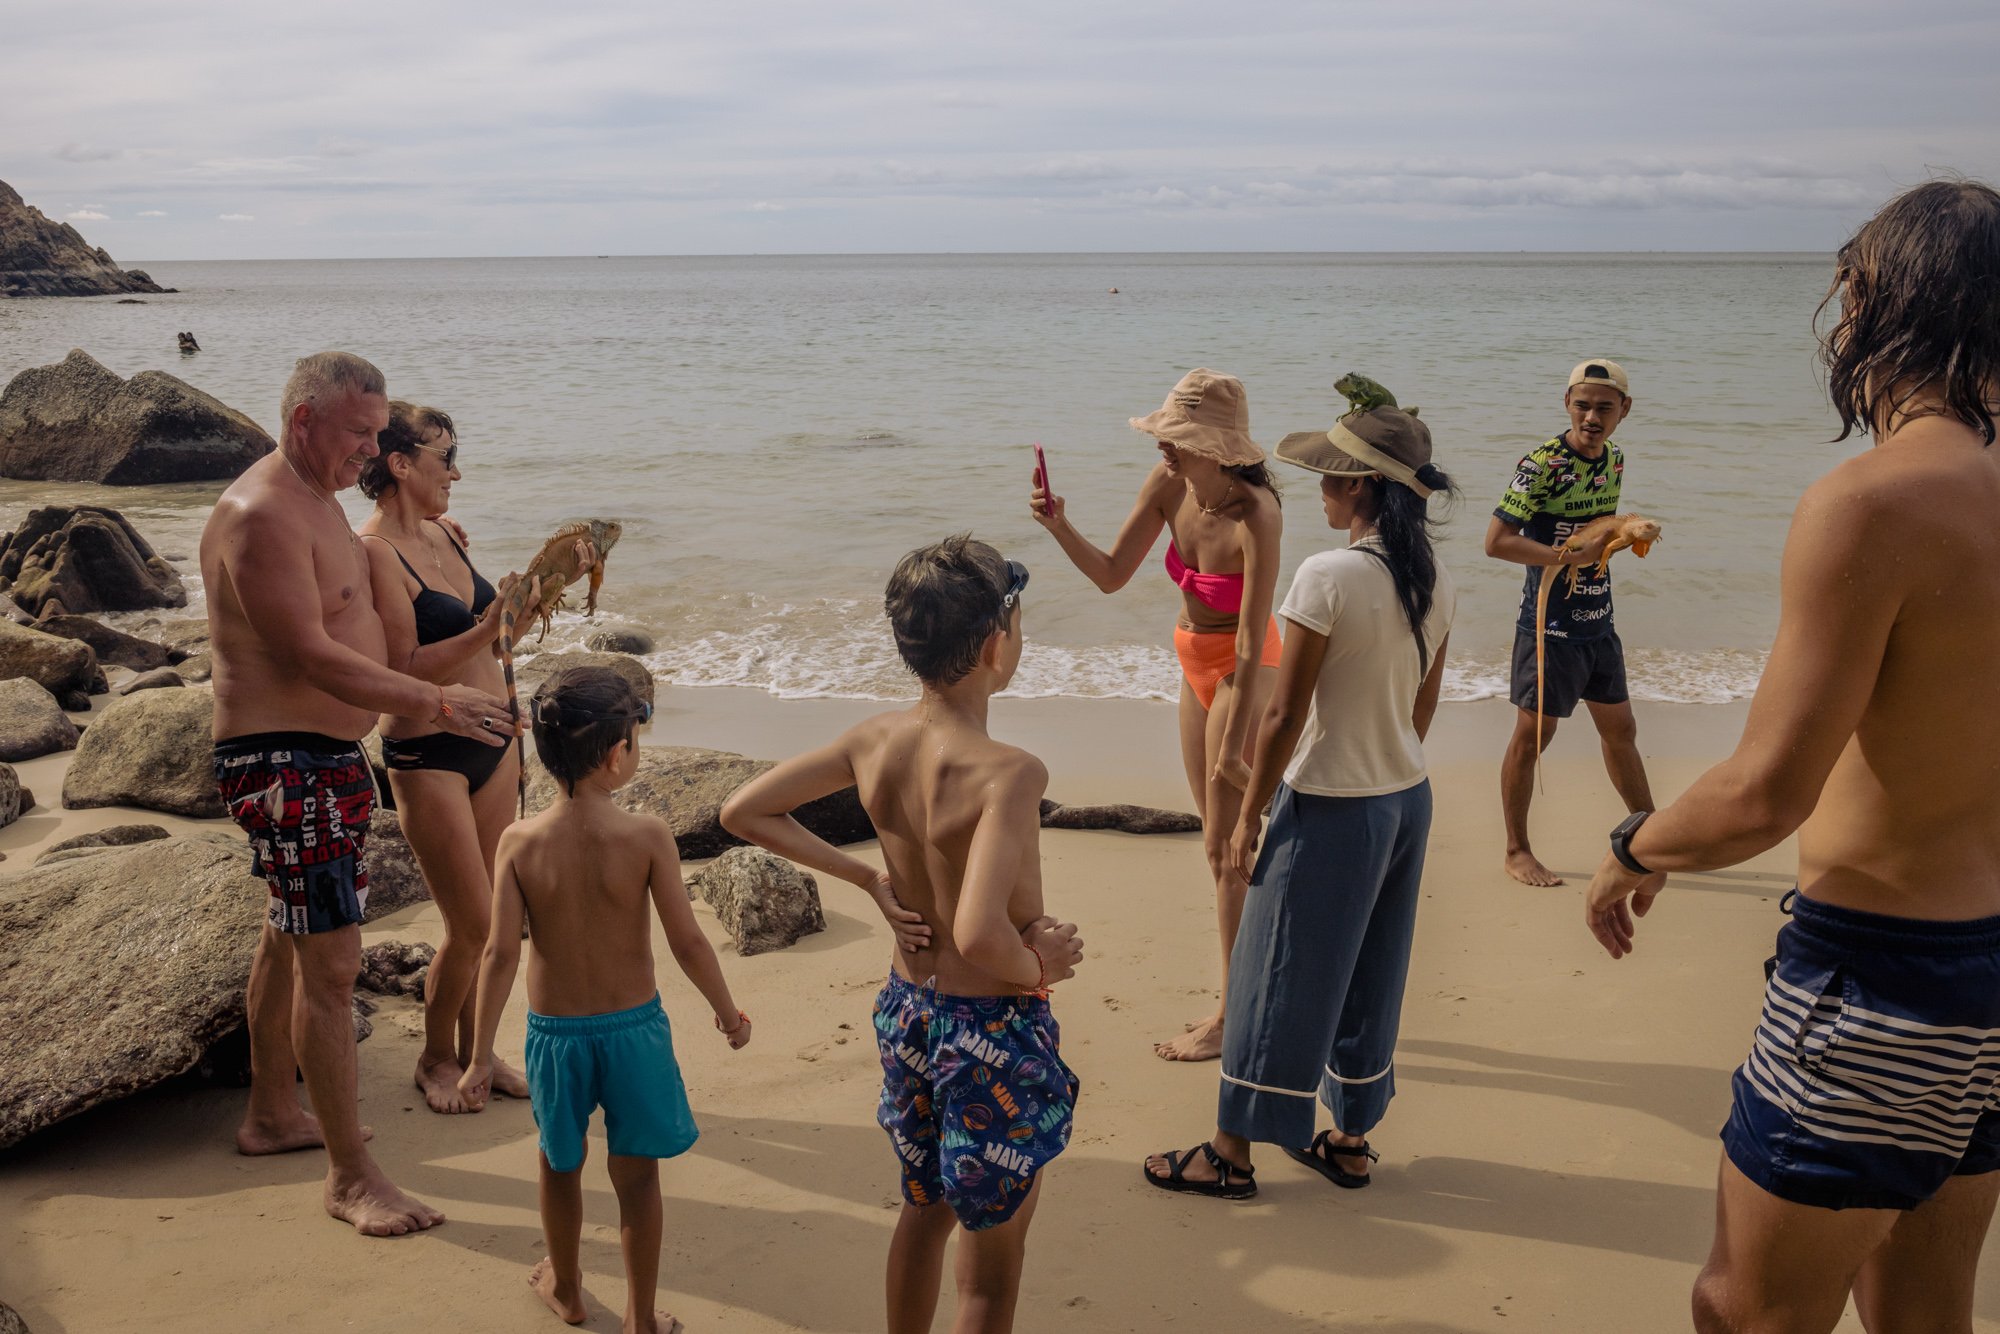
top-left (359, 402), bottom-right (532, 1114)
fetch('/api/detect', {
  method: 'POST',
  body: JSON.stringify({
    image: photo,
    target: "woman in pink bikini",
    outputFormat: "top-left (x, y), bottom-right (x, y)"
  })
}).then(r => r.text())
top-left (1031, 368), bottom-right (1283, 1061)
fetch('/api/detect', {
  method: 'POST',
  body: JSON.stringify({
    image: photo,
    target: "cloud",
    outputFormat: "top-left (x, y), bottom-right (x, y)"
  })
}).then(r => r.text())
top-left (218, 213), bottom-right (256, 222)
top-left (315, 135), bottom-right (374, 158)
top-left (66, 208), bottom-right (110, 221)
top-left (749, 201), bottom-right (786, 212)
top-left (137, 209), bottom-right (168, 217)
top-left (54, 143), bottom-right (121, 162)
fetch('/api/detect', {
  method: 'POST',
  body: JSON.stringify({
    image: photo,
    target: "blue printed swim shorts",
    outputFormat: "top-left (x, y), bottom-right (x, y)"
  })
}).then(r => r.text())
top-left (873, 972), bottom-right (1079, 1231)
top-left (525, 994), bottom-right (698, 1174)
top-left (1722, 893), bottom-right (2000, 1211)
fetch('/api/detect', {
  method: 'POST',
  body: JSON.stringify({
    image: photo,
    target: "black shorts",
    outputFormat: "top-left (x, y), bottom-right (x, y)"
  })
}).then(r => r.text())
top-left (1510, 628), bottom-right (1628, 719)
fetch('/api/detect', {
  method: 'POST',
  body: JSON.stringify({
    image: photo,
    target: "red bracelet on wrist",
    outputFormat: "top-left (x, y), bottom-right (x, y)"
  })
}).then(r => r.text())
top-left (716, 1009), bottom-right (750, 1036)
top-left (434, 685), bottom-right (452, 722)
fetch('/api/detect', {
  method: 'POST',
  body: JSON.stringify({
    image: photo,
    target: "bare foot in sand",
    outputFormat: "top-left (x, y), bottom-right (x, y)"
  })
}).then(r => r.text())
top-left (1504, 849), bottom-right (1563, 887)
top-left (1155, 1015), bottom-right (1223, 1062)
top-left (626, 1312), bottom-right (683, 1334)
top-left (529, 1258), bottom-right (587, 1325)
top-left (490, 1057), bottom-right (531, 1099)
top-left (416, 1056), bottom-right (473, 1114)
top-left (237, 1109), bottom-right (372, 1155)
top-left (324, 1170), bottom-right (445, 1236)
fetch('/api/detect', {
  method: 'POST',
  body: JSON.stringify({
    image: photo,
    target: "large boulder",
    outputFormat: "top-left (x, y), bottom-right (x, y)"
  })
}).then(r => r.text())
top-left (523, 744), bottom-right (872, 859)
top-left (0, 1299), bottom-right (30, 1333)
top-left (0, 177), bottom-right (166, 298)
top-left (1038, 800), bottom-right (1202, 834)
top-left (357, 941), bottom-right (433, 997)
top-left (0, 505), bottom-right (187, 615)
top-left (35, 822), bottom-right (170, 865)
top-left (585, 629), bottom-right (655, 655)
top-left (0, 617), bottom-right (101, 700)
top-left (687, 847), bottom-right (826, 955)
top-left (36, 613), bottom-right (182, 671)
top-left (0, 762), bottom-right (24, 831)
top-left (0, 350), bottom-right (271, 484)
top-left (0, 677), bottom-right (77, 761)
top-left (62, 687), bottom-right (222, 817)
top-left (359, 807), bottom-right (429, 920)
top-left (514, 649), bottom-right (656, 711)
top-left (117, 666), bottom-right (184, 694)
top-left (0, 833), bottom-right (265, 1148)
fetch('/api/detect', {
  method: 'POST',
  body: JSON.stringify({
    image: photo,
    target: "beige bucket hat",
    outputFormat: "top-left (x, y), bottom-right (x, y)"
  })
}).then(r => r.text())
top-left (1128, 369), bottom-right (1266, 466)
top-left (1276, 404), bottom-right (1442, 498)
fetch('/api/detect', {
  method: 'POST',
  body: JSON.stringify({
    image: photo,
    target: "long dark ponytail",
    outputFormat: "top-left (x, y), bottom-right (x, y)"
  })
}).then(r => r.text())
top-left (1358, 463), bottom-right (1453, 676)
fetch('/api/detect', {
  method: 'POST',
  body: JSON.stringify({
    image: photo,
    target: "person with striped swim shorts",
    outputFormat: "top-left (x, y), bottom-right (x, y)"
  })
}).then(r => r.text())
top-left (1584, 179), bottom-right (2000, 1333)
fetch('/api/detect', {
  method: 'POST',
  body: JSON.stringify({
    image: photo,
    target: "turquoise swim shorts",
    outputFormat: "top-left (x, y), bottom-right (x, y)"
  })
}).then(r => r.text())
top-left (525, 994), bottom-right (697, 1172)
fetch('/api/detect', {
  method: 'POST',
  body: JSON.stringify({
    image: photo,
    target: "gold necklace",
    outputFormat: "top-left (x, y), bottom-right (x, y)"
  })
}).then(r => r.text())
top-left (1189, 478), bottom-right (1235, 517)
top-left (281, 450), bottom-right (356, 548)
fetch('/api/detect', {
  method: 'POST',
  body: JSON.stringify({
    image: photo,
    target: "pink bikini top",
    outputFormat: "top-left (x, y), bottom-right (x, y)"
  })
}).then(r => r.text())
top-left (1164, 542), bottom-right (1244, 615)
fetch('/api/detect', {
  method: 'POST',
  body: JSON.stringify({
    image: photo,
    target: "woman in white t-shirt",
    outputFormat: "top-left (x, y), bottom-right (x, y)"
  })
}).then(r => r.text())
top-left (1145, 395), bottom-right (1456, 1200)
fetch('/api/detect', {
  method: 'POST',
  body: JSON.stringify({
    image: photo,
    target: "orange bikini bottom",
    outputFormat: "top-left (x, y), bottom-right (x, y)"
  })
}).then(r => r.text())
top-left (1173, 618), bottom-right (1282, 710)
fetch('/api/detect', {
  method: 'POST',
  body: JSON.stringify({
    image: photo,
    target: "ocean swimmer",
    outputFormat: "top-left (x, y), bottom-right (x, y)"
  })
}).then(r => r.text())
top-left (1143, 392), bottom-right (1455, 1199)
top-left (723, 537), bottom-right (1083, 1334)
top-left (356, 402), bottom-right (588, 1114)
top-left (1584, 180), bottom-right (2000, 1333)
top-left (200, 351), bottom-right (516, 1236)
top-left (1486, 357), bottom-right (1656, 887)
top-left (1030, 369), bottom-right (1283, 1062)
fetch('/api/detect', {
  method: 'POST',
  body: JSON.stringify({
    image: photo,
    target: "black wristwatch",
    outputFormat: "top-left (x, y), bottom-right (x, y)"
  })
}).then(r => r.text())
top-left (1610, 810), bottom-right (1654, 876)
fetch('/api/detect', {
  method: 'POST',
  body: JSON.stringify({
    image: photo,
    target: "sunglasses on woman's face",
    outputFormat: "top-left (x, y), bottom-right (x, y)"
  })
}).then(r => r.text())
top-left (412, 440), bottom-right (459, 470)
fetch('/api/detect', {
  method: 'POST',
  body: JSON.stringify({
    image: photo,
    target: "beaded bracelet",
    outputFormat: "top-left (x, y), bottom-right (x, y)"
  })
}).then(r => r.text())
top-left (716, 1009), bottom-right (751, 1036)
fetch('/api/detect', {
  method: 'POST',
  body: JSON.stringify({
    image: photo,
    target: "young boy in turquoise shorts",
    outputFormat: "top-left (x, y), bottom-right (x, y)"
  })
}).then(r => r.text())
top-left (461, 665), bottom-right (751, 1334)
top-left (723, 535), bottom-right (1085, 1334)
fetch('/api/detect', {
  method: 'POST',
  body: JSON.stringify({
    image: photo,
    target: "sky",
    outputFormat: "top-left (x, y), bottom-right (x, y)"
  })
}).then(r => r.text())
top-left (6, 0), bottom-right (1998, 259)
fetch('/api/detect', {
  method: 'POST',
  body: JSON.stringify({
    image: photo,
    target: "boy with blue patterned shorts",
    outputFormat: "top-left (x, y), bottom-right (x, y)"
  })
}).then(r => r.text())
top-left (724, 536), bottom-right (1085, 1334)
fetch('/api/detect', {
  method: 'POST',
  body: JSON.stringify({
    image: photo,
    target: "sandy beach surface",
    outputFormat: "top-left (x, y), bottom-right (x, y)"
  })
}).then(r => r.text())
top-left (2, 691), bottom-right (1996, 1333)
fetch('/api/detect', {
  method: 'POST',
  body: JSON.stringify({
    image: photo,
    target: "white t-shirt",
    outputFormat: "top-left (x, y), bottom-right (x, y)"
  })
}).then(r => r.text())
top-left (1277, 539), bottom-right (1457, 798)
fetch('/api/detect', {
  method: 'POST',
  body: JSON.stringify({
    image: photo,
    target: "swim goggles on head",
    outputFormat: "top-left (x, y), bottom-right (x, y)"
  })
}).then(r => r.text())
top-left (1001, 559), bottom-right (1030, 611)
top-left (529, 698), bottom-right (654, 726)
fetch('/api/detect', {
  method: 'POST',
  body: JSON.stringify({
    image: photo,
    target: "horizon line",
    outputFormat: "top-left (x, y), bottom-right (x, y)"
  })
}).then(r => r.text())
top-left (120, 247), bottom-right (1835, 264)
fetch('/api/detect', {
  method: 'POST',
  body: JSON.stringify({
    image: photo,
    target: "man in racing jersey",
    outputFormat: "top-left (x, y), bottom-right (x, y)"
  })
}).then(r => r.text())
top-left (1485, 358), bottom-right (1656, 886)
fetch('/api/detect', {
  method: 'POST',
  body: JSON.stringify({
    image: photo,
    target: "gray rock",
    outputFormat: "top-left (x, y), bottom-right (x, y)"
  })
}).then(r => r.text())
top-left (117, 667), bottom-right (184, 694)
top-left (0, 1298), bottom-right (30, 1333)
top-left (36, 613), bottom-right (181, 670)
top-left (0, 351), bottom-right (271, 484)
top-left (514, 650), bottom-right (655, 711)
top-left (523, 744), bottom-right (872, 859)
top-left (61, 687), bottom-right (223, 817)
top-left (0, 677), bottom-right (77, 761)
top-left (585, 629), bottom-right (655, 655)
top-left (0, 617), bottom-right (100, 699)
top-left (35, 822), bottom-right (171, 864)
top-left (0, 177), bottom-right (166, 299)
top-left (140, 615), bottom-right (211, 655)
top-left (0, 763), bottom-right (23, 831)
top-left (1038, 799), bottom-right (1202, 834)
top-left (357, 941), bottom-right (434, 997)
top-left (0, 833), bottom-right (265, 1148)
top-left (359, 807), bottom-right (429, 921)
top-left (177, 651), bottom-right (212, 683)
top-left (687, 847), bottom-right (825, 955)
top-left (197, 993), bottom-right (378, 1087)
top-left (0, 505), bottom-right (187, 615)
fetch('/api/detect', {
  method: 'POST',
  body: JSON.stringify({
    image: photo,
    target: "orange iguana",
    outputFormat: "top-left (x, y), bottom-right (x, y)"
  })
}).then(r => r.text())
top-left (1534, 513), bottom-right (1662, 790)
top-left (495, 519), bottom-right (624, 814)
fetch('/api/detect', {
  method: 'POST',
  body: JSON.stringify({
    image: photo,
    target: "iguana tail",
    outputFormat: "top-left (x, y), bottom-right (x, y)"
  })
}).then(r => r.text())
top-left (501, 599), bottom-right (524, 819)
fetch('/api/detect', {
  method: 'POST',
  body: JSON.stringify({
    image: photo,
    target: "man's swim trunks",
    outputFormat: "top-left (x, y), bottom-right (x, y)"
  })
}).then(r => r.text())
top-left (873, 972), bottom-right (1080, 1231)
top-left (525, 994), bottom-right (697, 1174)
top-left (214, 731), bottom-right (374, 936)
top-left (1723, 893), bottom-right (2000, 1211)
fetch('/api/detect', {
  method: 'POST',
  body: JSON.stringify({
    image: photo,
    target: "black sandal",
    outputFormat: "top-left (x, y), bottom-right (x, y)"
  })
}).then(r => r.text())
top-left (1284, 1130), bottom-right (1378, 1189)
top-left (1142, 1142), bottom-right (1258, 1199)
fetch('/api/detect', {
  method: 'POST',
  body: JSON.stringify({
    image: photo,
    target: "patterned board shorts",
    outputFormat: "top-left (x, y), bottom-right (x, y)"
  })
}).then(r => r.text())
top-left (874, 972), bottom-right (1080, 1231)
top-left (214, 731), bottom-right (375, 935)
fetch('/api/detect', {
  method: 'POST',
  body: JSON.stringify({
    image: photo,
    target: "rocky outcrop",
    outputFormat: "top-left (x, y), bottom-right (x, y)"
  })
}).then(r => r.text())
top-left (1038, 800), bottom-right (1202, 834)
top-left (0, 678), bottom-right (78, 761)
top-left (0, 617), bottom-right (102, 703)
top-left (357, 941), bottom-right (433, 997)
top-left (359, 807), bottom-right (429, 921)
top-left (0, 763), bottom-right (24, 831)
top-left (61, 687), bottom-right (222, 817)
top-left (0, 506), bottom-right (187, 616)
top-left (0, 834), bottom-right (264, 1148)
top-left (35, 822), bottom-right (170, 865)
top-left (36, 613), bottom-right (182, 671)
top-left (523, 744), bottom-right (872, 859)
top-left (117, 667), bottom-right (183, 694)
top-left (585, 629), bottom-right (655, 655)
top-left (515, 649), bottom-right (656, 710)
top-left (687, 847), bottom-right (826, 955)
top-left (0, 178), bottom-right (166, 298)
top-left (0, 351), bottom-right (272, 484)
top-left (0, 1299), bottom-right (30, 1333)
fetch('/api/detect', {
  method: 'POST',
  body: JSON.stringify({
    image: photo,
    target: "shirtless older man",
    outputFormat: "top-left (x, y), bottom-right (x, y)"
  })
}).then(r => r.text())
top-left (201, 351), bottom-right (515, 1236)
top-left (1585, 180), bottom-right (2000, 1332)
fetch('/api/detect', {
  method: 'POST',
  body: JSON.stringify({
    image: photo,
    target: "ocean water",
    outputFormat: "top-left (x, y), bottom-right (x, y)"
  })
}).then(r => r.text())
top-left (0, 253), bottom-right (1852, 703)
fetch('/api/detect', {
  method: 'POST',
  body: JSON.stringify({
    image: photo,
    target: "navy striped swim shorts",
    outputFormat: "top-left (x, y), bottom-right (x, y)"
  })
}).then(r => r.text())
top-left (1722, 893), bottom-right (2000, 1211)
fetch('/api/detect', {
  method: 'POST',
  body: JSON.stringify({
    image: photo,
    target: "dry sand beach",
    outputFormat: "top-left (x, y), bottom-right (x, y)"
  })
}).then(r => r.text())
top-left (4, 688), bottom-right (1995, 1332)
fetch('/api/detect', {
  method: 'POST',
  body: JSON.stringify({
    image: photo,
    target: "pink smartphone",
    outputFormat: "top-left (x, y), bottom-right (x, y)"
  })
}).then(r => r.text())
top-left (1033, 443), bottom-right (1050, 498)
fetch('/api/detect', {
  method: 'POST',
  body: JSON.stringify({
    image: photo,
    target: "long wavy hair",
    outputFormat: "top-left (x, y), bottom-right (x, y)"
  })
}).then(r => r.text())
top-left (1817, 178), bottom-right (2000, 445)
top-left (1356, 463), bottom-right (1454, 675)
